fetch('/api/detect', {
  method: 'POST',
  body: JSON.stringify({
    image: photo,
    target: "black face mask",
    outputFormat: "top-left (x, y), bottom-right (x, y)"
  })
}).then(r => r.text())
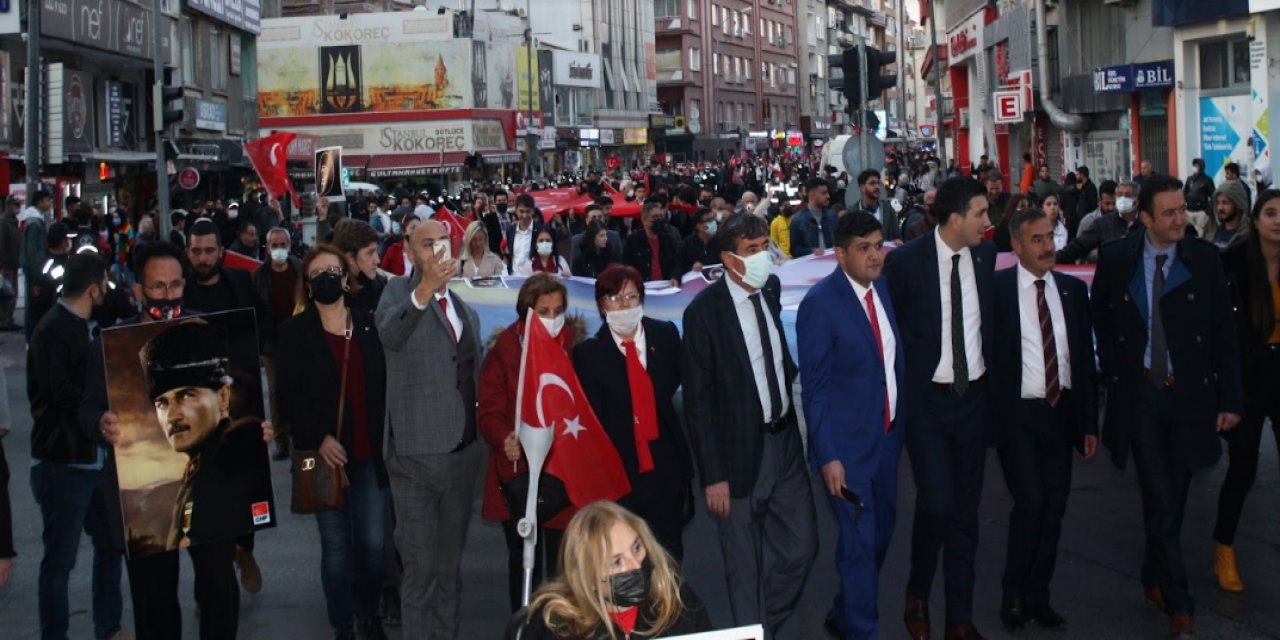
top-left (309, 272), bottom-right (346, 305)
top-left (496, 202), bottom-right (508, 214)
top-left (609, 559), bottom-right (652, 608)
top-left (144, 296), bottom-right (183, 321)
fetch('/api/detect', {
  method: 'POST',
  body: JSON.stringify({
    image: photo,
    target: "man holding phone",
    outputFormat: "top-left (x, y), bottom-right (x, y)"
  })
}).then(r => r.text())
top-left (375, 221), bottom-right (483, 638)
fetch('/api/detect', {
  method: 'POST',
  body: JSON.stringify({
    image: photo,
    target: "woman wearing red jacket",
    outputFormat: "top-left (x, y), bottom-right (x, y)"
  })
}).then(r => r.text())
top-left (478, 273), bottom-right (577, 611)
top-left (378, 214), bottom-right (419, 276)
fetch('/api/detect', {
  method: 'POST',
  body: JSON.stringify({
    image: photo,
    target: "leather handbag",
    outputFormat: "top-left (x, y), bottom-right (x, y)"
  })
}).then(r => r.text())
top-left (499, 471), bottom-right (572, 525)
top-left (290, 318), bottom-right (352, 514)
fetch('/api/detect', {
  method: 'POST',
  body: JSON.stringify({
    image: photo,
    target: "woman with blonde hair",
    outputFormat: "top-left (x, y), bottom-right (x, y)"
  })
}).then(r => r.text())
top-left (522, 502), bottom-right (711, 639)
top-left (460, 220), bottom-right (505, 278)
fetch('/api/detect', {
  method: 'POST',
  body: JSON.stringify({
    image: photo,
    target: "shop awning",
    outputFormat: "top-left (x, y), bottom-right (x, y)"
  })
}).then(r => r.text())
top-left (87, 151), bottom-right (157, 163)
top-left (366, 152), bottom-right (466, 178)
top-left (480, 151), bottom-right (523, 165)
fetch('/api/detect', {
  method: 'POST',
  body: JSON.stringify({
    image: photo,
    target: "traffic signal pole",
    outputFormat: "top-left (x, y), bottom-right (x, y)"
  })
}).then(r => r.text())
top-left (858, 39), bottom-right (869, 176)
top-left (153, 0), bottom-right (172, 238)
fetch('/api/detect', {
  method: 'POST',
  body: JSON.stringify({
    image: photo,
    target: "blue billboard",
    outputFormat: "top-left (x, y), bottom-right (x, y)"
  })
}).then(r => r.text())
top-left (1153, 0), bottom-right (1248, 27)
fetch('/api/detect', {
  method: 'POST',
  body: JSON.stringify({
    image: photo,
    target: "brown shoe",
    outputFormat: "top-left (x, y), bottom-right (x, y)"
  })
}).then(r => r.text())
top-left (1145, 586), bottom-right (1167, 613)
top-left (904, 594), bottom-right (930, 640)
top-left (235, 547), bottom-right (263, 594)
top-left (1169, 612), bottom-right (1194, 638)
top-left (944, 622), bottom-right (987, 640)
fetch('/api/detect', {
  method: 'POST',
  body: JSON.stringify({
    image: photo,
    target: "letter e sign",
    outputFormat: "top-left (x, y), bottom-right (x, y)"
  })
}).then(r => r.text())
top-left (994, 91), bottom-right (1023, 124)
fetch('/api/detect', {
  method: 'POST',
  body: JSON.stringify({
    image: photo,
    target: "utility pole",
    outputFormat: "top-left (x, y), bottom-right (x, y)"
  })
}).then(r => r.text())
top-left (153, 0), bottom-right (172, 238)
top-left (524, 0), bottom-right (535, 182)
top-left (927, 0), bottom-right (948, 170)
top-left (897, 0), bottom-right (907, 136)
top-left (24, 0), bottom-right (41, 200)
top-left (857, 38), bottom-right (868, 174)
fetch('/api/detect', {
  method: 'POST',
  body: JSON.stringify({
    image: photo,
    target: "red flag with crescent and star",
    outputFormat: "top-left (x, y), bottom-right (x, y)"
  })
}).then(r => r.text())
top-left (516, 312), bottom-right (631, 508)
top-left (244, 132), bottom-right (301, 208)
top-left (433, 205), bottom-right (469, 258)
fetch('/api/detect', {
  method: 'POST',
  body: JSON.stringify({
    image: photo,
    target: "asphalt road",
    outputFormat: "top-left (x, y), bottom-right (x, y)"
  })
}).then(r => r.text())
top-left (0, 327), bottom-right (1277, 639)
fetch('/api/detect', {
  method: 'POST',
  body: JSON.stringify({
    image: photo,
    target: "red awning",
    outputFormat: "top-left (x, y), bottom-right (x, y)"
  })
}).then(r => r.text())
top-left (342, 154), bottom-right (371, 169)
top-left (366, 152), bottom-right (467, 178)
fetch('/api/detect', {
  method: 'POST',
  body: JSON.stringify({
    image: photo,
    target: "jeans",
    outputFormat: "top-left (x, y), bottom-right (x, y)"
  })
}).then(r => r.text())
top-left (317, 461), bottom-right (388, 633)
top-left (128, 539), bottom-right (238, 640)
top-left (30, 462), bottom-right (123, 640)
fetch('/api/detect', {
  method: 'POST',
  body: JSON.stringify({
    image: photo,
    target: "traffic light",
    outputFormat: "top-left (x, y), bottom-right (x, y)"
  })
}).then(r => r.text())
top-left (827, 47), bottom-right (862, 113)
top-left (864, 46), bottom-right (898, 102)
top-left (153, 68), bottom-right (184, 133)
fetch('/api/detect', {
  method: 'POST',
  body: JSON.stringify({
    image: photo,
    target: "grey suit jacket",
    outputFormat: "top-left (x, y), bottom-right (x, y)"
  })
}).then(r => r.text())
top-left (376, 275), bottom-right (482, 456)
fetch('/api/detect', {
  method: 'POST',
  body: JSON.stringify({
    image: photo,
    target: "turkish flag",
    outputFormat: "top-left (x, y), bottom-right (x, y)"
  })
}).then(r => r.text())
top-left (434, 205), bottom-right (469, 257)
top-left (244, 133), bottom-right (301, 208)
top-left (517, 312), bottom-right (631, 508)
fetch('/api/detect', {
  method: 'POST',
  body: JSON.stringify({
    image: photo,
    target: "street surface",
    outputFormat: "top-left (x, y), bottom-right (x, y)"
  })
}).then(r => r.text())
top-left (0, 328), bottom-right (1277, 639)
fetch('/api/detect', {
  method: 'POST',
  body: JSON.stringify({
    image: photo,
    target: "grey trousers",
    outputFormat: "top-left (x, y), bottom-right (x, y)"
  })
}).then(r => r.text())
top-left (715, 427), bottom-right (818, 637)
top-left (386, 438), bottom-right (483, 640)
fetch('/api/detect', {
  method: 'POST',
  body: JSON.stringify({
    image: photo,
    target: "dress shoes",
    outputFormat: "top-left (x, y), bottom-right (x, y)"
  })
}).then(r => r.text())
top-left (1024, 602), bottom-right (1068, 630)
top-left (1169, 612), bottom-right (1194, 639)
top-left (1145, 586), bottom-right (1167, 613)
top-left (904, 594), bottom-right (931, 640)
top-left (999, 597), bottom-right (1026, 633)
top-left (823, 612), bottom-right (844, 639)
top-left (943, 622), bottom-right (986, 640)
top-left (1214, 544), bottom-right (1244, 592)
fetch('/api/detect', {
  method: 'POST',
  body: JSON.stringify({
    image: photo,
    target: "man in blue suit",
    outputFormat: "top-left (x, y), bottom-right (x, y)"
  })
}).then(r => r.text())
top-left (885, 176), bottom-right (995, 640)
top-left (799, 211), bottom-right (905, 640)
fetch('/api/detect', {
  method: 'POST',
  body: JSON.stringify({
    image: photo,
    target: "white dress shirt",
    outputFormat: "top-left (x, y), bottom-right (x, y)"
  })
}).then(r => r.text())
top-left (510, 224), bottom-right (535, 276)
top-left (932, 228), bottom-right (986, 382)
top-left (610, 323), bottom-right (648, 369)
top-left (410, 288), bottom-right (463, 340)
top-left (1016, 264), bottom-right (1072, 398)
top-left (846, 274), bottom-right (898, 421)
top-left (1052, 217), bottom-right (1069, 251)
top-left (726, 276), bottom-right (790, 420)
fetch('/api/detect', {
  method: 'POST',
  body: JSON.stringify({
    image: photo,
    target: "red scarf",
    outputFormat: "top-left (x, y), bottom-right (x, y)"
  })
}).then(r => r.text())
top-left (622, 339), bottom-right (659, 473)
top-left (609, 606), bottom-right (639, 635)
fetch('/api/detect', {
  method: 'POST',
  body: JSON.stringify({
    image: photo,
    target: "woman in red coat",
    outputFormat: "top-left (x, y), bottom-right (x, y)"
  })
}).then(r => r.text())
top-left (478, 273), bottom-right (577, 611)
top-left (378, 214), bottom-right (419, 276)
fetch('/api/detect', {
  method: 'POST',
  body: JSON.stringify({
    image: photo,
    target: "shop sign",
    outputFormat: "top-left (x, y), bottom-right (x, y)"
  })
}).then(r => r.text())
top-left (947, 11), bottom-right (984, 65)
top-left (178, 166), bottom-right (201, 190)
top-left (994, 90), bottom-right (1023, 123)
top-left (553, 51), bottom-right (602, 89)
top-left (195, 99), bottom-right (227, 132)
top-left (1093, 61), bottom-right (1174, 94)
top-left (599, 129), bottom-right (615, 145)
top-left (187, 0), bottom-right (261, 35)
top-left (623, 128), bottom-right (647, 145)
top-left (648, 114), bottom-right (675, 129)
top-left (104, 81), bottom-right (126, 147)
top-left (42, 0), bottom-right (155, 61)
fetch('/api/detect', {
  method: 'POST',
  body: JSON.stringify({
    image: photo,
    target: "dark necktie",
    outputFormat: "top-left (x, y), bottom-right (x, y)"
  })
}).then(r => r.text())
top-left (1150, 254), bottom-right (1169, 384)
top-left (1035, 280), bottom-right (1061, 407)
top-left (950, 254), bottom-right (970, 396)
top-left (438, 296), bottom-right (457, 343)
top-left (864, 289), bottom-right (891, 432)
top-left (750, 292), bottom-right (784, 422)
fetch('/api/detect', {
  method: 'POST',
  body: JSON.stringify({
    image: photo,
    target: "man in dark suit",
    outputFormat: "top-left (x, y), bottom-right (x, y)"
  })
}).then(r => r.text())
top-left (683, 214), bottom-right (817, 637)
top-left (504, 194), bottom-right (543, 276)
top-left (798, 211), bottom-right (905, 639)
top-left (884, 176), bottom-right (995, 640)
top-left (1091, 174), bottom-right (1242, 639)
top-left (991, 208), bottom-right (1098, 633)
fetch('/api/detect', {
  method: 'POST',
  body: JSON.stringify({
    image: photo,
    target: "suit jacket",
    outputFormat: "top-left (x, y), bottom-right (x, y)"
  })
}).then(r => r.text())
top-left (572, 319), bottom-right (693, 490)
top-left (1091, 232), bottom-right (1242, 470)
top-left (789, 207), bottom-right (838, 258)
top-left (682, 275), bottom-right (797, 498)
top-left (884, 232), bottom-right (997, 423)
top-left (990, 268), bottom-right (1098, 452)
top-left (375, 276), bottom-right (482, 456)
top-left (623, 229), bottom-right (679, 281)
top-left (277, 306), bottom-right (388, 486)
top-left (797, 269), bottom-right (905, 487)
top-left (503, 221), bottom-right (544, 274)
top-left (569, 229), bottom-right (623, 264)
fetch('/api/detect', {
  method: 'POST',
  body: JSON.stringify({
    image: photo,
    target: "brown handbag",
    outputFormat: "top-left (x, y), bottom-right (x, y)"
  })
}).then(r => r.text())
top-left (290, 316), bottom-right (353, 514)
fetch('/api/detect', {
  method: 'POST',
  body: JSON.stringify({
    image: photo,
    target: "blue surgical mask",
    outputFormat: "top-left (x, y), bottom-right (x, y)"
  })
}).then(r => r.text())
top-left (705, 220), bottom-right (718, 236)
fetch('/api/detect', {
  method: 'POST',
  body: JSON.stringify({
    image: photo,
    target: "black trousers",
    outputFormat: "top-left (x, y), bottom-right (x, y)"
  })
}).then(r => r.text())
top-left (501, 521), bottom-right (563, 612)
top-left (996, 396), bottom-right (1074, 606)
top-left (906, 377), bottom-right (989, 625)
top-left (1215, 348), bottom-right (1280, 546)
top-left (1130, 385), bottom-right (1195, 617)
top-left (127, 538), bottom-right (238, 640)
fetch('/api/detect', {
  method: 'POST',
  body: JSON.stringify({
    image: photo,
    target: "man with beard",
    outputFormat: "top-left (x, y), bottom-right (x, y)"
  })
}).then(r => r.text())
top-left (1209, 180), bottom-right (1250, 249)
top-left (854, 169), bottom-right (901, 242)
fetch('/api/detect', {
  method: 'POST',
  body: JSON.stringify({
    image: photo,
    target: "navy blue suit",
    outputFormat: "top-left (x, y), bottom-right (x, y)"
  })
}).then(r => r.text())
top-left (799, 268), bottom-right (905, 639)
top-left (884, 231), bottom-right (996, 626)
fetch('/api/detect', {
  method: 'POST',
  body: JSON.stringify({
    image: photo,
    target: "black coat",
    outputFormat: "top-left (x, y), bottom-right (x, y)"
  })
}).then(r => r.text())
top-left (990, 268), bottom-right (1098, 452)
top-left (521, 583), bottom-right (713, 640)
top-left (572, 318), bottom-right (692, 492)
top-left (184, 266), bottom-right (274, 353)
top-left (28, 302), bottom-right (98, 464)
top-left (0, 436), bottom-right (12, 559)
top-left (1091, 232), bottom-right (1243, 470)
top-left (277, 307), bottom-right (388, 486)
top-left (623, 230), bottom-right (679, 281)
top-left (1221, 242), bottom-right (1273, 375)
top-left (682, 276), bottom-right (797, 498)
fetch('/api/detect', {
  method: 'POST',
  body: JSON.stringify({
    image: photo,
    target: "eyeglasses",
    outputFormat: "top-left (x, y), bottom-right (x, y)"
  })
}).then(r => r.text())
top-left (605, 292), bottom-right (641, 306)
top-left (145, 279), bottom-right (185, 295)
top-left (308, 265), bottom-right (345, 279)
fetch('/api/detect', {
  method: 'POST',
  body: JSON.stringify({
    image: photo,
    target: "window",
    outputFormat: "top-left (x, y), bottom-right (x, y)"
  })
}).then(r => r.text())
top-left (210, 27), bottom-right (226, 91)
top-left (761, 18), bottom-right (766, 37)
top-left (1199, 38), bottom-right (1251, 91)
top-left (689, 47), bottom-right (700, 71)
top-left (713, 52), bottom-right (720, 74)
top-left (655, 48), bottom-right (682, 82)
top-left (240, 36), bottom-right (257, 100)
top-left (655, 0), bottom-right (679, 18)
top-left (745, 58), bottom-right (752, 80)
top-left (712, 4), bottom-right (720, 25)
top-left (688, 0), bottom-right (696, 20)
top-left (181, 17), bottom-right (195, 84)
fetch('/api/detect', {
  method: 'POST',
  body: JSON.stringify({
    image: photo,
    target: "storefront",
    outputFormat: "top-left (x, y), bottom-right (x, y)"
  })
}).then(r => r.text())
top-left (1091, 60), bottom-right (1177, 178)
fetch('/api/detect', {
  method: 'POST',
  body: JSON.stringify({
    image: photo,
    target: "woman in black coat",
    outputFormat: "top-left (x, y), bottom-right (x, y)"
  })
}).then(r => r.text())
top-left (571, 222), bottom-right (620, 278)
top-left (276, 244), bottom-right (390, 640)
top-left (571, 265), bottom-right (693, 562)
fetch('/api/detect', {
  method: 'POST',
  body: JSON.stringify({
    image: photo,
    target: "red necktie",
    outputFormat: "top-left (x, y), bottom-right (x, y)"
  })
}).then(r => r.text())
top-left (622, 340), bottom-right (659, 473)
top-left (1035, 280), bottom-right (1061, 407)
top-left (438, 296), bottom-right (457, 343)
top-left (864, 289), bottom-right (892, 432)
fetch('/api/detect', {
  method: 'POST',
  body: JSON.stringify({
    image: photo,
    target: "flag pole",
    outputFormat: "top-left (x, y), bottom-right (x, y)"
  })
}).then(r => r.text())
top-left (514, 309), bottom-right (553, 607)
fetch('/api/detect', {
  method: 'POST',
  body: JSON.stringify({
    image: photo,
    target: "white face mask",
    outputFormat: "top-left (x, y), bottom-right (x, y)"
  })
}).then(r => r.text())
top-left (536, 240), bottom-right (554, 257)
top-left (227, 209), bottom-right (239, 220)
top-left (1116, 196), bottom-right (1135, 214)
top-left (605, 305), bottom-right (644, 336)
top-left (539, 313), bottom-right (565, 338)
top-left (270, 248), bottom-right (289, 264)
top-left (732, 251), bottom-right (772, 289)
